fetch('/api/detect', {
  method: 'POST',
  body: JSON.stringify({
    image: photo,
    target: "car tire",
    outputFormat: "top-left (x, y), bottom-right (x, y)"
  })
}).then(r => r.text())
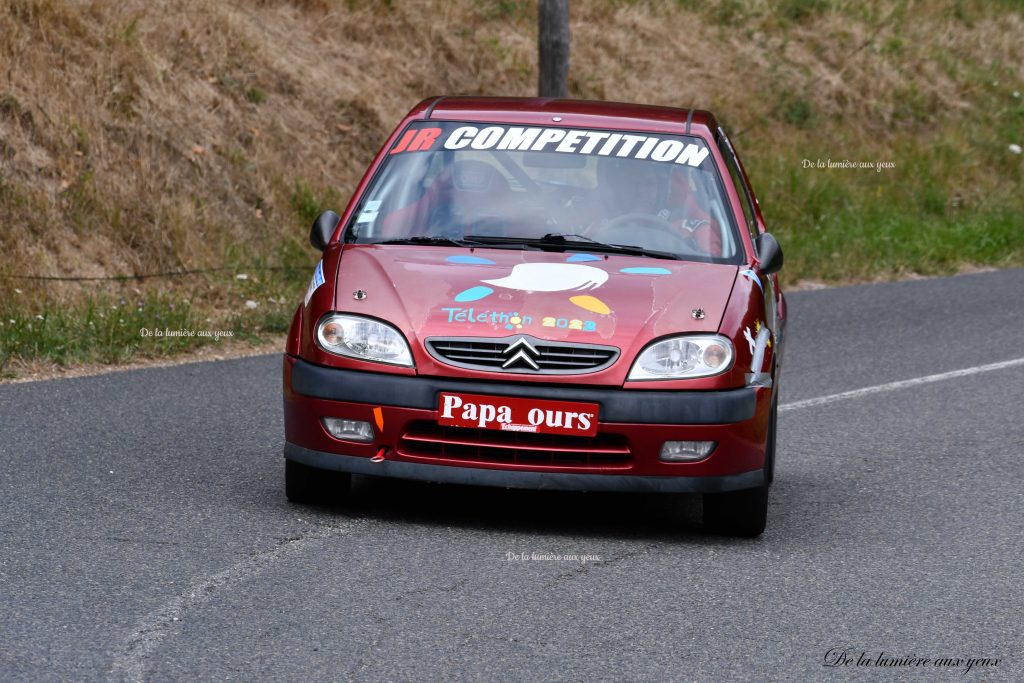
top-left (702, 391), bottom-right (776, 537)
top-left (702, 482), bottom-right (768, 538)
top-left (765, 391), bottom-right (778, 484)
top-left (285, 459), bottom-right (352, 504)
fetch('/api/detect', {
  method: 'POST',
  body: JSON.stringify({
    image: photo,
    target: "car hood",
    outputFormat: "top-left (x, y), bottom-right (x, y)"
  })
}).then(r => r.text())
top-left (334, 245), bottom-right (737, 351)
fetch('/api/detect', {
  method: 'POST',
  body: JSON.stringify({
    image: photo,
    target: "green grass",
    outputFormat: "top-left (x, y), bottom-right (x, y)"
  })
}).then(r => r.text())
top-left (289, 179), bottom-right (347, 228)
top-left (743, 113), bottom-right (1024, 282)
top-left (0, 295), bottom-right (203, 372)
top-left (776, 209), bottom-right (1022, 282)
top-left (0, 266), bottom-right (306, 377)
top-left (245, 86), bottom-right (265, 104)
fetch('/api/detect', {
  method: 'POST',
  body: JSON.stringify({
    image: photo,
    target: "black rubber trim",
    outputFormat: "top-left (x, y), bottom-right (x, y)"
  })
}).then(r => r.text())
top-left (424, 96), bottom-right (446, 119)
top-left (290, 358), bottom-right (757, 424)
top-left (285, 443), bottom-right (764, 493)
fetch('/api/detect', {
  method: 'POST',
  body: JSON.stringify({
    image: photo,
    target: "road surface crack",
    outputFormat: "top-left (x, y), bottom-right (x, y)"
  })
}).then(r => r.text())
top-left (108, 517), bottom-right (366, 683)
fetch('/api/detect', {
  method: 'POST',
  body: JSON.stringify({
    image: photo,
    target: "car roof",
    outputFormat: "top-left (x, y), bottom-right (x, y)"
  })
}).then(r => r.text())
top-left (408, 96), bottom-right (720, 139)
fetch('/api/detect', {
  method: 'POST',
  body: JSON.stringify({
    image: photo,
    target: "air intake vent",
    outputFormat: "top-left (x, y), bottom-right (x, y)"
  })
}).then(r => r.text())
top-left (425, 335), bottom-right (619, 375)
top-left (399, 421), bottom-right (632, 469)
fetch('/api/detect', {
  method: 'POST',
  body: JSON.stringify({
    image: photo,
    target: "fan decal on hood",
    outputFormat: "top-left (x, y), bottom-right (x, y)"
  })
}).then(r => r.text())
top-left (454, 286), bottom-right (494, 302)
top-left (445, 253), bottom-right (678, 328)
top-left (446, 255), bottom-right (497, 265)
top-left (568, 295), bottom-right (610, 315)
top-left (620, 267), bottom-right (672, 275)
top-left (451, 255), bottom-right (642, 315)
top-left (482, 262), bottom-right (608, 292)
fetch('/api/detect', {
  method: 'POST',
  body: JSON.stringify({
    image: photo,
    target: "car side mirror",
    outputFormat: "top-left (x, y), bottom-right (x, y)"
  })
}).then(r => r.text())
top-left (754, 232), bottom-right (783, 275)
top-left (310, 210), bottom-right (341, 252)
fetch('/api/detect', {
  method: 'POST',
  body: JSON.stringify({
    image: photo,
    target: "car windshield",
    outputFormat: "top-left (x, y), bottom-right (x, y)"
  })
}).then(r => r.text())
top-left (343, 121), bottom-right (743, 264)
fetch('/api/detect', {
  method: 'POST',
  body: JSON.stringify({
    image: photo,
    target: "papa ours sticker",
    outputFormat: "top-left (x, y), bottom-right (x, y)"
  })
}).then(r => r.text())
top-left (304, 260), bottom-right (325, 306)
top-left (390, 124), bottom-right (710, 168)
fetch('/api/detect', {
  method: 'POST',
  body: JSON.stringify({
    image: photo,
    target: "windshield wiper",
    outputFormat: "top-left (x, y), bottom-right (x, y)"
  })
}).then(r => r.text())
top-left (540, 233), bottom-right (681, 259)
top-left (463, 233), bottom-right (680, 260)
top-left (540, 232), bottom-right (598, 243)
top-left (374, 235), bottom-right (537, 251)
top-left (375, 236), bottom-right (482, 247)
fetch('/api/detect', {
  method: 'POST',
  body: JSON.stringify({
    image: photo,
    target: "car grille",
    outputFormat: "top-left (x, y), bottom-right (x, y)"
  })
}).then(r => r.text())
top-left (425, 335), bottom-right (619, 375)
top-left (398, 421), bottom-right (632, 469)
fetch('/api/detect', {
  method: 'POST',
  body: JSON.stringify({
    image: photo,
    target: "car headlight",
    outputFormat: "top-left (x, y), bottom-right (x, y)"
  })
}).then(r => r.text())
top-left (627, 334), bottom-right (733, 380)
top-left (316, 314), bottom-right (414, 367)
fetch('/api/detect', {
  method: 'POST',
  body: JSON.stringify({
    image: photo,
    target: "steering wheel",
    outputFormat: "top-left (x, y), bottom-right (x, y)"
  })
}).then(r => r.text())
top-left (589, 213), bottom-right (702, 253)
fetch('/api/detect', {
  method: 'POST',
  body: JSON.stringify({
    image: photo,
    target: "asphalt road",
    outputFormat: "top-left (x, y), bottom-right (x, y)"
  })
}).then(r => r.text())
top-left (1, 268), bottom-right (1022, 682)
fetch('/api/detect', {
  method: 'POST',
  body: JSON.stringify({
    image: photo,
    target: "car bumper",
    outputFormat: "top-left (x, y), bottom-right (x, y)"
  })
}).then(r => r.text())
top-left (283, 356), bottom-right (773, 491)
top-left (284, 442), bottom-right (764, 493)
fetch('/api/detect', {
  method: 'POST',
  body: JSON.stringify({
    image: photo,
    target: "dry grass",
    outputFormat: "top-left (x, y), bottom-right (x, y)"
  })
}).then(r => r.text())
top-left (0, 0), bottom-right (1022, 376)
top-left (1, 0), bottom-right (1020, 280)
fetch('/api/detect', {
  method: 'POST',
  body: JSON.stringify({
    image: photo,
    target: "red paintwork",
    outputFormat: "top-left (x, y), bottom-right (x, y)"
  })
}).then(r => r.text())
top-left (302, 244), bottom-right (744, 389)
top-left (286, 97), bottom-right (786, 484)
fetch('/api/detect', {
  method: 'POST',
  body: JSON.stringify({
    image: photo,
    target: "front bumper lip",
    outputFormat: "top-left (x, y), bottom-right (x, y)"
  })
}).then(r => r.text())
top-left (285, 442), bottom-right (764, 493)
top-left (290, 357), bottom-right (756, 425)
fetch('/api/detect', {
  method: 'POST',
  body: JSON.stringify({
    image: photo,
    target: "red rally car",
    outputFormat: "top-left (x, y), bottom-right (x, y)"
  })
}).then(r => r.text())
top-left (283, 97), bottom-right (786, 537)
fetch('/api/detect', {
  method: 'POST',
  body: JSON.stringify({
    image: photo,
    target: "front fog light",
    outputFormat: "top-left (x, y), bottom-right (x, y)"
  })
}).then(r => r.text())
top-left (322, 417), bottom-right (375, 442)
top-left (660, 440), bottom-right (716, 462)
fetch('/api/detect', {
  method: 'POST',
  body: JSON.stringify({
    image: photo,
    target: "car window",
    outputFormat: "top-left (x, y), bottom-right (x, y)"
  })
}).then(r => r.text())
top-left (716, 128), bottom-right (758, 243)
top-left (344, 121), bottom-right (745, 265)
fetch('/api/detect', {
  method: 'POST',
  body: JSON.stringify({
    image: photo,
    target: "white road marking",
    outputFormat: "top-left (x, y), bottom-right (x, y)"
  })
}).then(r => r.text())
top-left (780, 357), bottom-right (1024, 412)
top-left (109, 519), bottom-right (364, 683)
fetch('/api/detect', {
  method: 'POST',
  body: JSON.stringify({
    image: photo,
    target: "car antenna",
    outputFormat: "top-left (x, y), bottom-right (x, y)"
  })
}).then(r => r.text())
top-left (425, 96), bottom-right (446, 120)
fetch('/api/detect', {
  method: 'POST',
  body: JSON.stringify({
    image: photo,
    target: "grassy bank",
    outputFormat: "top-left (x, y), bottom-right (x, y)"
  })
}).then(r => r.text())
top-left (0, 266), bottom-right (301, 377)
top-left (1, 0), bottom-right (1022, 377)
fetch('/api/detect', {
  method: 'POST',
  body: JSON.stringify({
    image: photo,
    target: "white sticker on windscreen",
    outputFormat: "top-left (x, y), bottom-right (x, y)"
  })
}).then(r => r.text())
top-left (441, 126), bottom-right (711, 167)
top-left (355, 199), bottom-right (382, 226)
top-left (388, 124), bottom-right (710, 168)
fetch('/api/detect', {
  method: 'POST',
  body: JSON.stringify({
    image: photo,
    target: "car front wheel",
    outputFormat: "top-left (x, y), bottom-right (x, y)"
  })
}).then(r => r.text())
top-left (285, 459), bottom-right (352, 505)
top-left (702, 394), bottom-right (776, 537)
top-left (702, 482), bottom-right (769, 538)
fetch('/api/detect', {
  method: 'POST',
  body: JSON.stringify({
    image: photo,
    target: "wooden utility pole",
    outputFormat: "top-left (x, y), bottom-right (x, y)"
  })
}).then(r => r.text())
top-left (538, 0), bottom-right (570, 98)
